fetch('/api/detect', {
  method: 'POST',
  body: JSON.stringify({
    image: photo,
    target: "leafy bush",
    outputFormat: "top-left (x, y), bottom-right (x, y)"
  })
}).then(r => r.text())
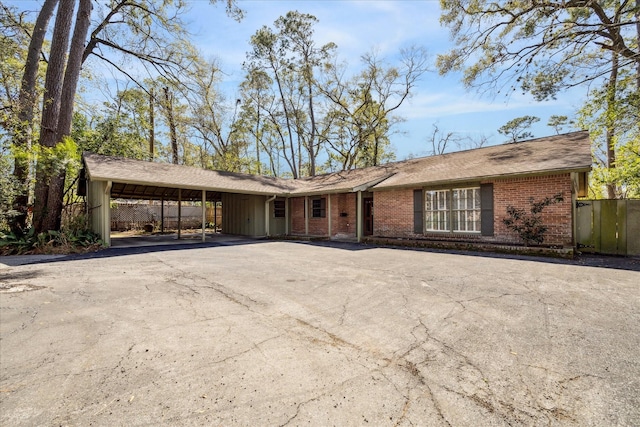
top-left (0, 226), bottom-right (103, 255)
top-left (503, 193), bottom-right (564, 246)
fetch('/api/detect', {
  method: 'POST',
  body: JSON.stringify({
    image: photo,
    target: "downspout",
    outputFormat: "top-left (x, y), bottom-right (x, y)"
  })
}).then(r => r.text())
top-left (265, 195), bottom-right (276, 237)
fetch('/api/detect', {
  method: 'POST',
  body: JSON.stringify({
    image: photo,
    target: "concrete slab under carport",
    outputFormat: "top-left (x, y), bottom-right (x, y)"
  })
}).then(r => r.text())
top-left (1, 241), bottom-right (638, 426)
top-left (109, 232), bottom-right (251, 248)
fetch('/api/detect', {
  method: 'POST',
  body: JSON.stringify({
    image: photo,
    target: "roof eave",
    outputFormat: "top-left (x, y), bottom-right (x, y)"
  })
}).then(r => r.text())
top-left (88, 176), bottom-right (292, 197)
top-left (371, 166), bottom-right (592, 191)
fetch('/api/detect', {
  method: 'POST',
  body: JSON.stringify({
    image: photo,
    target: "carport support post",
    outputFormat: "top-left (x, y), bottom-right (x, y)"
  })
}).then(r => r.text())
top-left (201, 190), bottom-right (206, 242)
top-left (178, 189), bottom-right (182, 240)
top-left (356, 190), bottom-right (363, 242)
top-left (161, 197), bottom-right (165, 233)
top-left (285, 197), bottom-right (289, 235)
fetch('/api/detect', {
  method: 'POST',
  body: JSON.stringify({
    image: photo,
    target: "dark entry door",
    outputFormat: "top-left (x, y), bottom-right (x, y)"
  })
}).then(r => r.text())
top-left (364, 197), bottom-right (373, 235)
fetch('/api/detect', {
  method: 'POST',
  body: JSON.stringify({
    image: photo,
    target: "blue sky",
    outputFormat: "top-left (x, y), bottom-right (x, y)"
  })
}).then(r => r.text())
top-left (182, 0), bottom-right (586, 159)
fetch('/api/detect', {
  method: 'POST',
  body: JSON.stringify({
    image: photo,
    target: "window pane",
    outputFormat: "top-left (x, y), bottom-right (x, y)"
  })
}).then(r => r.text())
top-left (425, 190), bottom-right (450, 231)
top-left (452, 187), bottom-right (480, 232)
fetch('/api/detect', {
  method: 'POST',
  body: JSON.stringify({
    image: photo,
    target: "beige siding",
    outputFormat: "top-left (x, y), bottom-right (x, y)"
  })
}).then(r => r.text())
top-left (87, 180), bottom-right (111, 246)
top-left (221, 193), bottom-right (266, 237)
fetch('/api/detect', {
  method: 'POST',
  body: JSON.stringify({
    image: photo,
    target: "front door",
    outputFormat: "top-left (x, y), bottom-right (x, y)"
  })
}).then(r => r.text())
top-left (364, 197), bottom-right (373, 235)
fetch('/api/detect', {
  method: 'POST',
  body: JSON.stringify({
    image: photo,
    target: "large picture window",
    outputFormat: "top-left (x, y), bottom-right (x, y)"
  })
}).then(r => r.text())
top-left (425, 187), bottom-right (481, 233)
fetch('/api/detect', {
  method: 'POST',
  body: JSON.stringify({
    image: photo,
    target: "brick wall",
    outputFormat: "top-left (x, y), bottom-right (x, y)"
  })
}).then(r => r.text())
top-left (374, 188), bottom-right (416, 238)
top-left (371, 174), bottom-right (573, 246)
top-left (492, 174), bottom-right (572, 246)
top-left (290, 194), bottom-right (358, 237)
top-left (289, 196), bottom-right (330, 236)
top-left (331, 193), bottom-right (357, 237)
top-left (290, 197), bottom-right (306, 234)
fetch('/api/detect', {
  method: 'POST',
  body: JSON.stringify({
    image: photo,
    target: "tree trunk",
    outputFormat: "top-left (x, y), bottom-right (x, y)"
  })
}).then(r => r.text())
top-left (605, 52), bottom-right (619, 199)
top-left (306, 77), bottom-right (316, 176)
top-left (41, 0), bottom-right (92, 232)
top-left (32, 0), bottom-right (75, 233)
top-left (11, 0), bottom-right (58, 233)
top-left (149, 87), bottom-right (155, 159)
top-left (163, 86), bottom-right (179, 164)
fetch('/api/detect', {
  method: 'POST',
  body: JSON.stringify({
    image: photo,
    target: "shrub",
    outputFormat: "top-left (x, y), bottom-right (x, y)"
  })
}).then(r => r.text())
top-left (503, 193), bottom-right (564, 246)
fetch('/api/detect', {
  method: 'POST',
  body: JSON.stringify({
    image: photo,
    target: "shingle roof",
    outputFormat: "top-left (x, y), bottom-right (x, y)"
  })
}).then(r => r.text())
top-left (371, 131), bottom-right (592, 190)
top-left (83, 153), bottom-right (298, 196)
top-left (83, 131), bottom-right (592, 198)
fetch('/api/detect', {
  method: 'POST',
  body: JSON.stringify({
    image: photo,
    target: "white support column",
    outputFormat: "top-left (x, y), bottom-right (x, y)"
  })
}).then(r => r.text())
top-left (178, 188), bottom-right (182, 240)
top-left (103, 181), bottom-right (112, 247)
top-left (356, 190), bottom-right (363, 243)
top-left (201, 190), bottom-right (206, 242)
top-left (285, 197), bottom-right (289, 235)
top-left (327, 194), bottom-right (332, 238)
top-left (304, 196), bottom-right (309, 235)
top-left (265, 195), bottom-right (276, 237)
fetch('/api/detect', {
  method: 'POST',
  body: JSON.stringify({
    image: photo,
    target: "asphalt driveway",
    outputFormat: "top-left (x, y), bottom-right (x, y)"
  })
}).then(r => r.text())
top-left (1, 241), bottom-right (639, 426)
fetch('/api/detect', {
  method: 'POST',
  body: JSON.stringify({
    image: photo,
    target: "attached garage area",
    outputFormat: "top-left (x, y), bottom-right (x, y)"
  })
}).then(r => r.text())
top-left (82, 153), bottom-right (295, 247)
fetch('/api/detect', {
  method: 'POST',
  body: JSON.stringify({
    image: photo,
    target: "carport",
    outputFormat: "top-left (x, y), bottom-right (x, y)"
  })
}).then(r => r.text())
top-left (82, 153), bottom-right (297, 247)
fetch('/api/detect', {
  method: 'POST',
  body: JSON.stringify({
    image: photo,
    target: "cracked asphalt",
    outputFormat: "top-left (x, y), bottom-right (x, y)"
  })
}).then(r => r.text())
top-left (1, 240), bottom-right (639, 426)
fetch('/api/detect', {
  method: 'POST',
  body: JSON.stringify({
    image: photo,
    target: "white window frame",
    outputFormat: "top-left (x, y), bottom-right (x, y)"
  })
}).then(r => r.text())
top-left (451, 187), bottom-right (481, 233)
top-left (425, 190), bottom-right (450, 231)
top-left (425, 187), bottom-right (481, 233)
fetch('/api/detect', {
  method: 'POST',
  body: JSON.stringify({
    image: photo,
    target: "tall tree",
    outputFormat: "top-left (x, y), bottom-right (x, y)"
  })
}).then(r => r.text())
top-left (275, 11), bottom-right (336, 176)
top-left (438, 1), bottom-right (639, 98)
top-left (17, 0), bottom-right (241, 233)
top-left (5, 0), bottom-right (58, 233)
top-left (31, 0), bottom-right (77, 232)
top-left (438, 1), bottom-right (639, 198)
top-left (498, 116), bottom-right (540, 143)
top-left (321, 47), bottom-right (429, 169)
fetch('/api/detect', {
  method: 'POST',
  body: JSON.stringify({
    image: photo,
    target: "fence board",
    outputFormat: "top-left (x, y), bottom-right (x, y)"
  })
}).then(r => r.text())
top-left (600, 200), bottom-right (619, 254)
top-left (627, 201), bottom-right (640, 256)
top-left (576, 199), bottom-right (640, 256)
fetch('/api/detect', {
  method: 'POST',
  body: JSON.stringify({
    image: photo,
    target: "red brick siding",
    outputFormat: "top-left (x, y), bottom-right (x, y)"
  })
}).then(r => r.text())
top-left (374, 189), bottom-right (416, 237)
top-left (492, 174), bottom-right (572, 246)
top-left (290, 194), bottom-right (358, 237)
top-left (371, 174), bottom-right (573, 246)
top-left (331, 193), bottom-right (357, 237)
top-left (290, 196), bottom-right (330, 236)
top-left (290, 197), bottom-right (305, 234)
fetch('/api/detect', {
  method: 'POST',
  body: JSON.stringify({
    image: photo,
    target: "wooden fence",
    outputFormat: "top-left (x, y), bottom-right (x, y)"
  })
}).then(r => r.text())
top-left (576, 199), bottom-right (640, 256)
top-left (111, 202), bottom-right (222, 231)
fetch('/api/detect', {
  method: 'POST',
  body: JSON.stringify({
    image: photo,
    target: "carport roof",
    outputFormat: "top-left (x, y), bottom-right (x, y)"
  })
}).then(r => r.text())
top-left (83, 153), bottom-right (299, 198)
top-left (83, 131), bottom-right (591, 198)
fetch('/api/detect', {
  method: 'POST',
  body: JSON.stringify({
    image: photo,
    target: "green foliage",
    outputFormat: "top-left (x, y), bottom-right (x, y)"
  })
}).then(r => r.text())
top-left (0, 224), bottom-right (103, 255)
top-left (0, 143), bottom-right (19, 230)
top-left (437, 1), bottom-right (638, 100)
top-left (577, 65), bottom-right (639, 199)
top-left (547, 115), bottom-right (574, 135)
top-left (503, 193), bottom-right (564, 246)
top-left (498, 116), bottom-right (540, 142)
